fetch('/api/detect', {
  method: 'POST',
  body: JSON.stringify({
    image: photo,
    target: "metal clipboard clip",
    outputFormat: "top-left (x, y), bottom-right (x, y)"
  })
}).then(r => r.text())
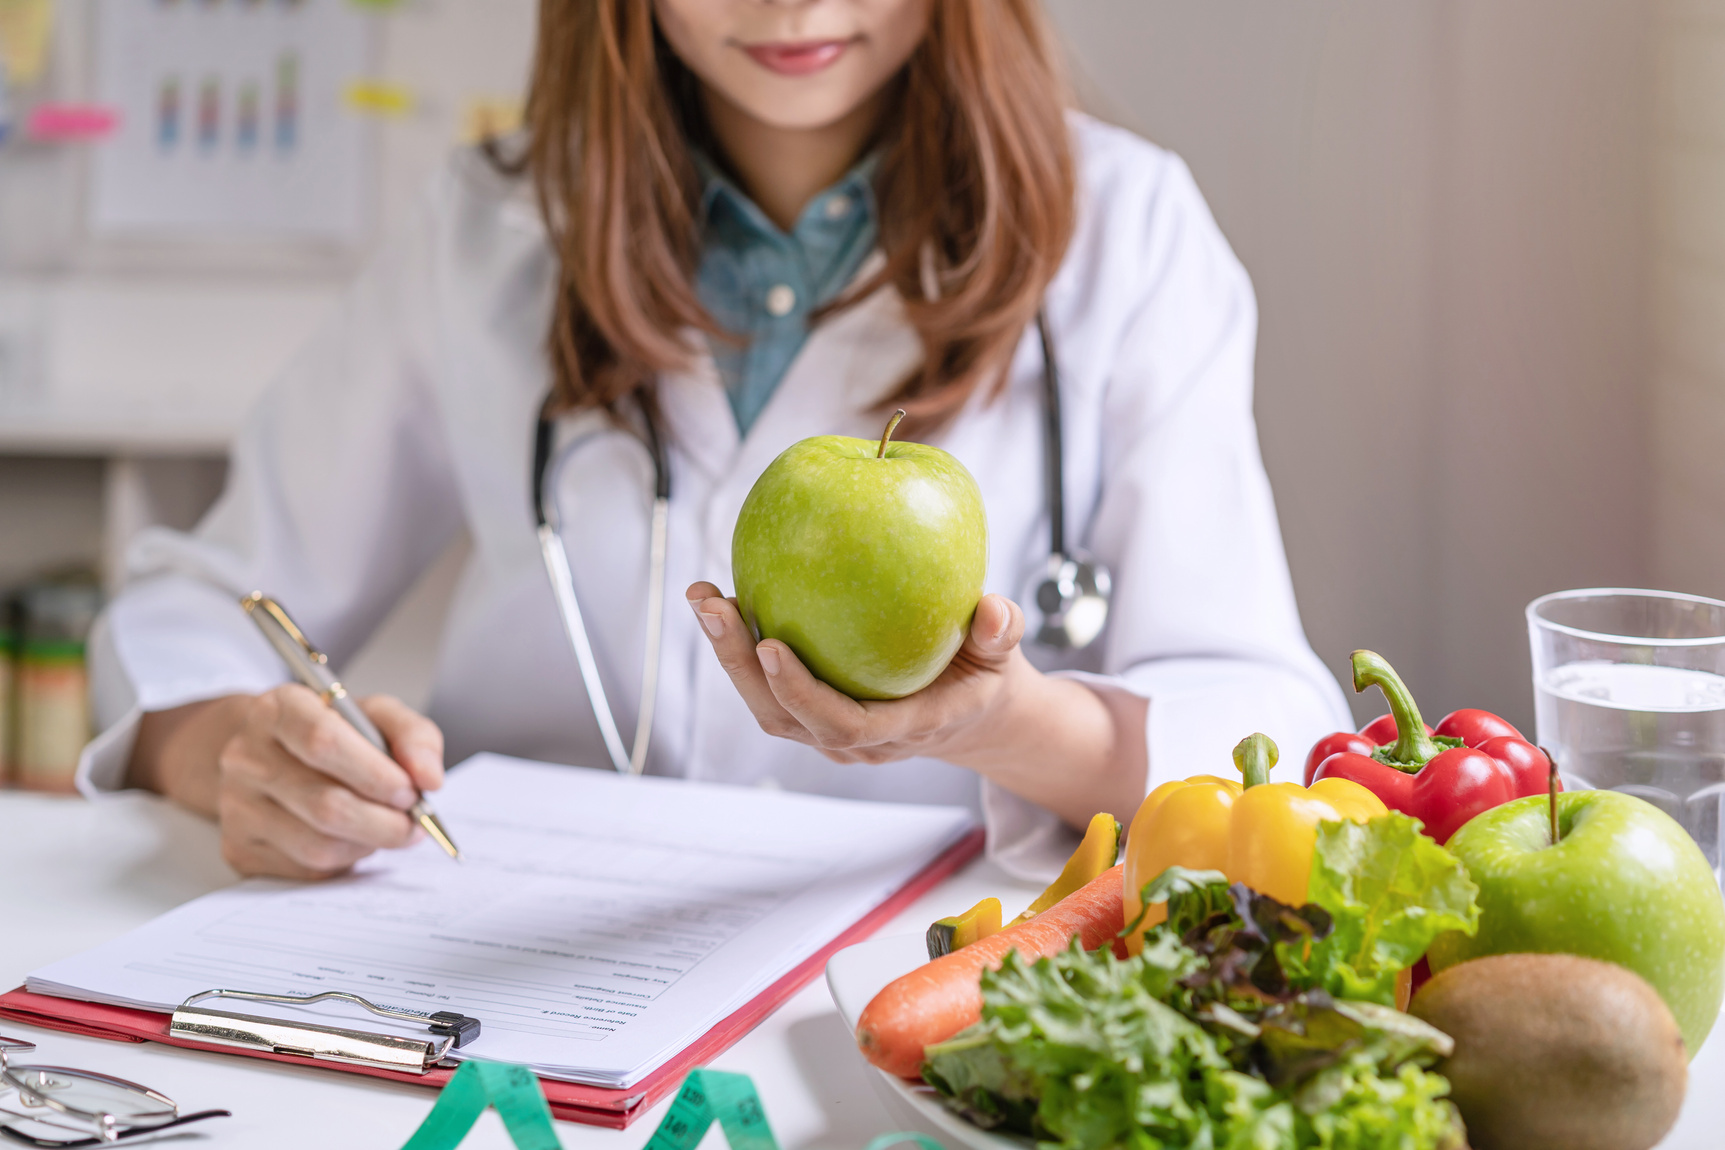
top-left (169, 989), bottom-right (482, 1076)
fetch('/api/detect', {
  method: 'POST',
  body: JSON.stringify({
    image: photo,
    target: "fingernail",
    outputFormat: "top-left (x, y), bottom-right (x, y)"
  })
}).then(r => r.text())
top-left (757, 644), bottom-right (780, 676)
top-left (393, 788), bottom-right (417, 810)
top-left (700, 610), bottom-right (724, 638)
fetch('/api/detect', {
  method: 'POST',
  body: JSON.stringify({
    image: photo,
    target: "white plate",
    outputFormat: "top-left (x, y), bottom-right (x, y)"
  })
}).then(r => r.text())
top-left (825, 934), bottom-right (1029, 1150)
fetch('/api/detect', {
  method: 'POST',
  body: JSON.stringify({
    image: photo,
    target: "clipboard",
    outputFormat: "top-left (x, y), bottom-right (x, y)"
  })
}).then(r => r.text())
top-left (0, 826), bottom-right (983, 1129)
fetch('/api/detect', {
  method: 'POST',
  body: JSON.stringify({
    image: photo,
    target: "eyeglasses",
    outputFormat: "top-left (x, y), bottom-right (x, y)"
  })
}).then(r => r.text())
top-left (0, 1036), bottom-right (228, 1146)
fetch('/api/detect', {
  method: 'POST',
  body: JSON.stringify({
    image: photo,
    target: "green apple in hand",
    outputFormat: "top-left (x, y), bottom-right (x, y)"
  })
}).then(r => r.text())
top-left (732, 411), bottom-right (987, 700)
top-left (1428, 788), bottom-right (1725, 1056)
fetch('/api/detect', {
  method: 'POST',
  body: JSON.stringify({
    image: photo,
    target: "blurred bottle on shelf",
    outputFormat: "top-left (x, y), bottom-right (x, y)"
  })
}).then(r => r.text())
top-left (13, 576), bottom-right (99, 794)
top-left (0, 592), bottom-right (15, 786)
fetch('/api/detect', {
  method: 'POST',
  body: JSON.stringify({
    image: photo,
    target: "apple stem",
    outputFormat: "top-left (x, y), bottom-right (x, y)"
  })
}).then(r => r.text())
top-left (877, 409), bottom-right (907, 459)
top-left (1541, 745), bottom-right (1560, 846)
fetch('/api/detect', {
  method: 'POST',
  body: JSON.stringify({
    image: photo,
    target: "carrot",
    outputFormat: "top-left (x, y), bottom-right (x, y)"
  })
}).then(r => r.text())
top-left (856, 864), bottom-right (1125, 1079)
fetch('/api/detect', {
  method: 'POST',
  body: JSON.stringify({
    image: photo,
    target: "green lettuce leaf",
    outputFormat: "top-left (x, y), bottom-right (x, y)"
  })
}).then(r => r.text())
top-left (916, 1027), bottom-right (1039, 1133)
top-left (1295, 1058), bottom-right (1465, 1150)
top-left (924, 937), bottom-right (1464, 1150)
top-left (1182, 884), bottom-right (1335, 1007)
top-left (1132, 867), bottom-right (1337, 1010)
top-left (1134, 865), bottom-right (1232, 938)
top-left (1295, 814), bottom-right (1480, 1005)
top-left (1254, 996), bottom-right (1454, 1093)
top-left (925, 942), bottom-right (1287, 1149)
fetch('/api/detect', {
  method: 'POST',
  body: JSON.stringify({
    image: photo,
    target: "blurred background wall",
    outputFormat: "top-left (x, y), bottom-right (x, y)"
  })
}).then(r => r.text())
top-left (0, 0), bottom-right (1714, 743)
top-left (1653, 3), bottom-right (1725, 622)
top-left (1046, 0), bottom-right (1655, 731)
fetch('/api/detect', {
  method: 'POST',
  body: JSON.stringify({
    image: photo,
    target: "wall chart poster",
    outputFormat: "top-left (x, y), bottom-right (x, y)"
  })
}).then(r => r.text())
top-left (90, 0), bottom-right (373, 242)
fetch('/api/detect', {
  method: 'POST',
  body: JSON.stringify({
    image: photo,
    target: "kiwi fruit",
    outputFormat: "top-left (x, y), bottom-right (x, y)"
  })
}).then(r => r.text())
top-left (1410, 952), bottom-right (1686, 1150)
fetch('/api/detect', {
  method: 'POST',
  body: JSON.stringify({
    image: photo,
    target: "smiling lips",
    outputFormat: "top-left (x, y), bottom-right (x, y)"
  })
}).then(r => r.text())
top-left (742, 39), bottom-right (854, 76)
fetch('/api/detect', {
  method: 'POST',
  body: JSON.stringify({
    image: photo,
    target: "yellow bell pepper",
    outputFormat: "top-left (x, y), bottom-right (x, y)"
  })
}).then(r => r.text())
top-left (1008, 812), bottom-right (1122, 926)
top-left (926, 897), bottom-right (1003, 958)
top-left (1122, 732), bottom-right (1387, 954)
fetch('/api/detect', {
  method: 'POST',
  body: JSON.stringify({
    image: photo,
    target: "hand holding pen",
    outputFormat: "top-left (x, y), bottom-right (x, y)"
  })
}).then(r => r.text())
top-left (199, 594), bottom-right (462, 878)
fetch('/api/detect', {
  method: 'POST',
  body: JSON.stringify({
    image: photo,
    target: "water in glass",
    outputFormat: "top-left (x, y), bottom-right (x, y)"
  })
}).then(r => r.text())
top-left (1536, 661), bottom-right (1725, 879)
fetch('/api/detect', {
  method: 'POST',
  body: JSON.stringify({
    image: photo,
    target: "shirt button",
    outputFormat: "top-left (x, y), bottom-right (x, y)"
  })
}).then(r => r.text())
top-left (824, 194), bottom-right (852, 220)
top-left (764, 284), bottom-right (796, 317)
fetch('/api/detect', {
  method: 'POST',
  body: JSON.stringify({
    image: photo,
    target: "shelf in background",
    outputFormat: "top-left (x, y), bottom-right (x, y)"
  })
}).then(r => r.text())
top-left (0, 273), bottom-right (342, 458)
top-left (0, 399), bottom-right (241, 456)
top-left (0, 273), bottom-right (341, 591)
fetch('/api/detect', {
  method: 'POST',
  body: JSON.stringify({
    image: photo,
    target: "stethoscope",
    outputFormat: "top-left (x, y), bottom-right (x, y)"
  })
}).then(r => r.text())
top-left (531, 311), bottom-right (1112, 776)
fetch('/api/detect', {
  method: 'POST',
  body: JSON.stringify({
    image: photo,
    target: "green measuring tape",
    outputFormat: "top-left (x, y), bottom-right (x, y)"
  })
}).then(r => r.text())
top-left (399, 1061), bottom-right (561, 1150)
top-left (645, 1069), bottom-right (779, 1150)
top-left (398, 1062), bottom-right (945, 1150)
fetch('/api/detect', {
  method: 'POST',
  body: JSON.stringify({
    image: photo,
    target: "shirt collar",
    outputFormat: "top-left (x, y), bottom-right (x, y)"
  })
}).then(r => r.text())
top-left (694, 150), bottom-right (880, 242)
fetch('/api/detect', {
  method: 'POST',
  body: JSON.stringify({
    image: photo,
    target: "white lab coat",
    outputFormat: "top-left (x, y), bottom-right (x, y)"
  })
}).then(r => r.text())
top-left (80, 115), bottom-right (1350, 879)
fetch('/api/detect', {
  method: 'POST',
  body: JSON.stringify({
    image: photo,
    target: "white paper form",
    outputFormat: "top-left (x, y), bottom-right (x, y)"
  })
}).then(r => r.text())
top-left (28, 755), bottom-right (974, 1087)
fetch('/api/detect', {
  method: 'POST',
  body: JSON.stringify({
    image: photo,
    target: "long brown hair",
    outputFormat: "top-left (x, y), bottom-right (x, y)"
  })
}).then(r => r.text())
top-left (517, 0), bottom-right (1075, 426)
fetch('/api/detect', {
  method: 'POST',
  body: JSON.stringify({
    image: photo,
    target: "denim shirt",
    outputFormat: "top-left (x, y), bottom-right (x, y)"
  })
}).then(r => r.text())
top-left (694, 155), bottom-right (880, 436)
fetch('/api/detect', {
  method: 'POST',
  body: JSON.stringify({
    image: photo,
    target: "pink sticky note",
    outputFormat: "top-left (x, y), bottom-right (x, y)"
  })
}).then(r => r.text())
top-left (26, 104), bottom-right (121, 141)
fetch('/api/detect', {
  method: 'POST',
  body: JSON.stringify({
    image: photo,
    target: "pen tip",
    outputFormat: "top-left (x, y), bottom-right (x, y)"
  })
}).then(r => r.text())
top-left (416, 809), bottom-right (462, 861)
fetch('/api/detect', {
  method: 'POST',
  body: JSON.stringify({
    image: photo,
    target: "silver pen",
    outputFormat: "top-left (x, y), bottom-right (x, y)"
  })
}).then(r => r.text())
top-left (241, 592), bottom-right (461, 860)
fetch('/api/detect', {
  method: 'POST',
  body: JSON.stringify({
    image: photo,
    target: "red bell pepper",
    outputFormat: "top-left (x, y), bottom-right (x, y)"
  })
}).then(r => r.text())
top-left (1304, 650), bottom-right (1557, 844)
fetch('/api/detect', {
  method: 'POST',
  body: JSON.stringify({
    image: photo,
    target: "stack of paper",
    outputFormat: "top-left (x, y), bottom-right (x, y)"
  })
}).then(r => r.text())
top-left (27, 755), bottom-right (974, 1088)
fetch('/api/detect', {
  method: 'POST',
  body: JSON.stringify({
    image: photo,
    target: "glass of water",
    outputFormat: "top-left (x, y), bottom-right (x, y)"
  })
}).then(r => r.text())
top-left (1528, 588), bottom-right (1725, 882)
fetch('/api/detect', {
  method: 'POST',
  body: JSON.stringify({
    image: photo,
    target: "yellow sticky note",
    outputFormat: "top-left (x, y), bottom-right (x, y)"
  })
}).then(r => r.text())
top-left (343, 80), bottom-right (415, 117)
top-left (0, 0), bottom-right (54, 88)
top-left (459, 97), bottom-right (523, 145)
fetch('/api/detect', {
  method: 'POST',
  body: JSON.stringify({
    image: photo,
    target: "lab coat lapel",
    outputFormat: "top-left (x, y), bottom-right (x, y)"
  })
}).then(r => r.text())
top-left (658, 346), bottom-right (740, 486)
top-left (751, 273), bottom-right (923, 448)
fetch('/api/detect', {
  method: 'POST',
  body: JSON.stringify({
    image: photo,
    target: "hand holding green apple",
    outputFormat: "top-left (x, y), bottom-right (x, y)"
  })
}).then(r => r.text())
top-left (688, 413), bottom-right (1140, 826)
top-left (686, 576), bottom-right (1029, 767)
top-left (731, 410), bottom-right (988, 700)
top-left (1428, 786), bottom-right (1725, 1057)
top-left (686, 411), bottom-right (1023, 762)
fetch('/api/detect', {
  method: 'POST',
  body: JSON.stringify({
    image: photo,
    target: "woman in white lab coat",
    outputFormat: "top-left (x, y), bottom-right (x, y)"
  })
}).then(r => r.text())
top-left (84, 0), bottom-right (1349, 880)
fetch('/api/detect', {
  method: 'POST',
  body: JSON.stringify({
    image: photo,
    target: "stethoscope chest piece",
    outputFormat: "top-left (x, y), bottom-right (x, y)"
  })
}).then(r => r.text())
top-left (1033, 550), bottom-right (1112, 650)
top-left (1029, 309), bottom-right (1111, 652)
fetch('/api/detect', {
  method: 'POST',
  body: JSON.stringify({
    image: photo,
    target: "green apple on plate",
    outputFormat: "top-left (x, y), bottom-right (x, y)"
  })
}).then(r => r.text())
top-left (733, 411), bottom-right (988, 701)
top-left (1428, 788), bottom-right (1725, 1056)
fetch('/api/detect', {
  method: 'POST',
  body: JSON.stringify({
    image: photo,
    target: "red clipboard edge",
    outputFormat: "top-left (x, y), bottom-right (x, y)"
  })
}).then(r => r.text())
top-left (0, 824), bottom-right (985, 1129)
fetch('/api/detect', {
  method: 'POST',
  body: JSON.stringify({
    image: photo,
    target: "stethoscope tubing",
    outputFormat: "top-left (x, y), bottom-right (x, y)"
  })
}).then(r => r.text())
top-left (1035, 310), bottom-right (1067, 559)
top-left (533, 398), bottom-right (670, 775)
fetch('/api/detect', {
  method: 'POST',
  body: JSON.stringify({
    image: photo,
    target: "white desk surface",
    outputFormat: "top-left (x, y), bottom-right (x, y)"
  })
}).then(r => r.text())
top-left (2, 789), bottom-right (1721, 1150)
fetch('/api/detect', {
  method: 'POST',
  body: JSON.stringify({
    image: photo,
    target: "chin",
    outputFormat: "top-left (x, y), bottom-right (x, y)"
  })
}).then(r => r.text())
top-left (719, 67), bottom-right (885, 133)
top-left (744, 100), bottom-right (872, 132)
